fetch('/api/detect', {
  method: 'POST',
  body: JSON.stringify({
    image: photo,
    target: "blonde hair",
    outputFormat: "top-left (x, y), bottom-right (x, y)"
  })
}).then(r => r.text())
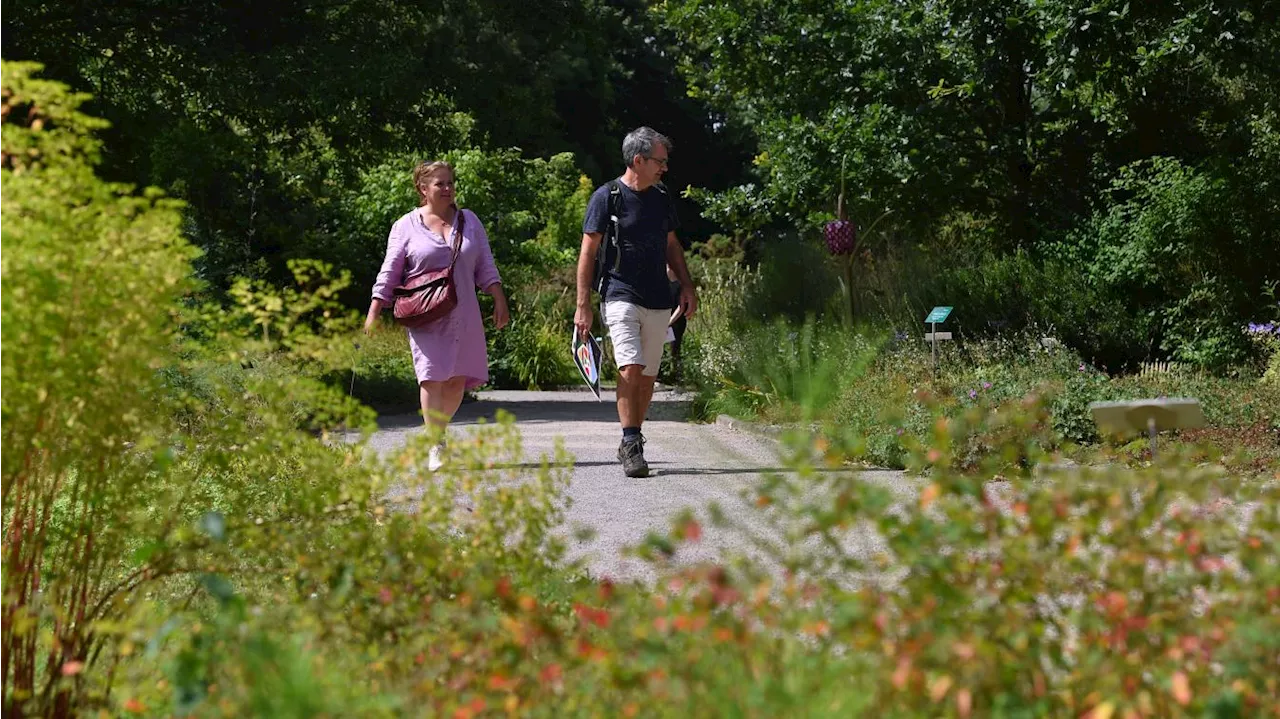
top-left (413, 161), bottom-right (454, 206)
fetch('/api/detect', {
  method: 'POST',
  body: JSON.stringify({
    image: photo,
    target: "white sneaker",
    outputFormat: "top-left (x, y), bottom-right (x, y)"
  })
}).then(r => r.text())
top-left (428, 442), bottom-right (446, 471)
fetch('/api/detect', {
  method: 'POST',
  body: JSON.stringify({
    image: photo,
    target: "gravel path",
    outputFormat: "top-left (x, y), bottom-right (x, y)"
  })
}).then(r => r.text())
top-left (363, 389), bottom-right (909, 581)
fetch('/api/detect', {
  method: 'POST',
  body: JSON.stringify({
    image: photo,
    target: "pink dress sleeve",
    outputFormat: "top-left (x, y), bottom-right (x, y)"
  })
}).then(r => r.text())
top-left (469, 210), bottom-right (501, 290)
top-left (372, 221), bottom-right (407, 303)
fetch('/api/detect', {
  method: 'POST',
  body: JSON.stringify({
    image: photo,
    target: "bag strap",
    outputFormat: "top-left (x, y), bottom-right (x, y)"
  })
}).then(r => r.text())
top-left (446, 207), bottom-right (466, 271)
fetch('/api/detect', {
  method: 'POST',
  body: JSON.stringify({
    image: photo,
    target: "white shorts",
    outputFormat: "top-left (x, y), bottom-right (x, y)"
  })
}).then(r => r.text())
top-left (603, 301), bottom-right (668, 377)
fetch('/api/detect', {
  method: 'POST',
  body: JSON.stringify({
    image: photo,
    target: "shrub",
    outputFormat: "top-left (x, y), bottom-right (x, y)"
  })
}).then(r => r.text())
top-left (829, 332), bottom-right (1278, 469)
top-left (1248, 321), bottom-right (1280, 388)
top-left (485, 264), bottom-right (580, 390)
top-left (1056, 157), bottom-right (1273, 369)
top-left (774, 395), bottom-right (1280, 716)
top-left (679, 255), bottom-right (761, 392)
top-left (743, 233), bottom-right (841, 323)
top-left (854, 244), bottom-right (1147, 370)
top-left (705, 317), bottom-right (883, 424)
top-left (2, 61), bottom-right (199, 712)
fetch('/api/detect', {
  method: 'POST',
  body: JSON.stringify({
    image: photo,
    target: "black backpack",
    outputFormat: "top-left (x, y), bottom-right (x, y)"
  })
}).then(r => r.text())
top-left (592, 180), bottom-right (668, 295)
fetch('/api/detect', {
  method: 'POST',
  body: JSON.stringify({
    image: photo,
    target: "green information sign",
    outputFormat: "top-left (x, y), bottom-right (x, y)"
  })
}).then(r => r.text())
top-left (925, 306), bottom-right (953, 324)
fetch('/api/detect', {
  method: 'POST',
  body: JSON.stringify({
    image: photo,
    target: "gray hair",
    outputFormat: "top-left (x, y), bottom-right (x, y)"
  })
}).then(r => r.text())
top-left (622, 127), bottom-right (673, 168)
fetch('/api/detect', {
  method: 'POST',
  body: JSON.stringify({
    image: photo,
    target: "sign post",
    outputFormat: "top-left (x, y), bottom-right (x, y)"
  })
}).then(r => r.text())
top-left (923, 306), bottom-right (953, 374)
top-left (1088, 398), bottom-right (1206, 459)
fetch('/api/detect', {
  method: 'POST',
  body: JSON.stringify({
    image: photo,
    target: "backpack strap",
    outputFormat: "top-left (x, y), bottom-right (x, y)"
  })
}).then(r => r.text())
top-left (593, 180), bottom-right (624, 295)
top-left (606, 180), bottom-right (623, 272)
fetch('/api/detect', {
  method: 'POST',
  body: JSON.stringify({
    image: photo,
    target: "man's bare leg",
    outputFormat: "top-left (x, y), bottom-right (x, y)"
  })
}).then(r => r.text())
top-left (616, 364), bottom-right (656, 427)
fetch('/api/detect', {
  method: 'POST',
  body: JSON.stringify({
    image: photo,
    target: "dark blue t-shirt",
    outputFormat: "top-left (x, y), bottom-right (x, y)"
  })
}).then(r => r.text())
top-left (583, 179), bottom-right (679, 310)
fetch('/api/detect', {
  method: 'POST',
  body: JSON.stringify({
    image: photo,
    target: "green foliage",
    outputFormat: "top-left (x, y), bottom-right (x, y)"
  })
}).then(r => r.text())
top-left (338, 146), bottom-right (588, 277)
top-left (706, 317), bottom-right (884, 424)
top-left (825, 334), bottom-right (1279, 469)
top-left (1253, 323), bottom-right (1280, 387)
top-left (446, 148), bottom-right (591, 267)
top-left (658, 0), bottom-right (1280, 367)
top-left (789, 394), bottom-right (1280, 716)
top-left (1053, 157), bottom-right (1273, 368)
top-left (340, 325), bottom-right (420, 413)
top-left (1, 70), bottom-right (571, 717)
top-left (2, 61), bottom-right (196, 710)
top-left (4, 0), bottom-right (751, 297)
top-left (486, 265), bottom-right (580, 390)
top-left (7, 27), bottom-right (1280, 719)
top-left (687, 262), bottom-right (1277, 467)
top-left (678, 256), bottom-right (762, 392)
top-left (743, 235), bottom-right (842, 323)
top-left (853, 245), bottom-right (1146, 367)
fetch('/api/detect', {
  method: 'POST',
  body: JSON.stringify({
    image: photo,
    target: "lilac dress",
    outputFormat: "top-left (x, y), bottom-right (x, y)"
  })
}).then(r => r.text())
top-left (372, 208), bottom-right (501, 390)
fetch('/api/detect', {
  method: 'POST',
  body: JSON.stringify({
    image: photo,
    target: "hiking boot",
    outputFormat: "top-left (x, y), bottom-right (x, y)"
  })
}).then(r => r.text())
top-left (618, 435), bottom-right (649, 478)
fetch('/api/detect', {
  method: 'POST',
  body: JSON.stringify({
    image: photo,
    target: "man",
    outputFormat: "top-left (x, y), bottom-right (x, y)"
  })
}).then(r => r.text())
top-left (575, 127), bottom-right (698, 478)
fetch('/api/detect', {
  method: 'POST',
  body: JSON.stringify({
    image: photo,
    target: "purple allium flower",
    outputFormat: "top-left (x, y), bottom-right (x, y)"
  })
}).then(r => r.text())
top-left (1078, 363), bottom-right (1086, 371)
top-left (981, 381), bottom-right (992, 390)
top-left (823, 220), bottom-right (856, 256)
top-left (968, 389), bottom-right (978, 399)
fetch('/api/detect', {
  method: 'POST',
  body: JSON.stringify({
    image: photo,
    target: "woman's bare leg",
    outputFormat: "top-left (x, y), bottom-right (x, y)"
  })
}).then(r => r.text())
top-left (419, 377), bottom-right (468, 432)
top-left (440, 377), bottom-right (467, 421)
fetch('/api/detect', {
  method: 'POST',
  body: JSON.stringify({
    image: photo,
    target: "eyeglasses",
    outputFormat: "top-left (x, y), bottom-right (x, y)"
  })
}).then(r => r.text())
top-left (645, 156), bottom-right (669, 168)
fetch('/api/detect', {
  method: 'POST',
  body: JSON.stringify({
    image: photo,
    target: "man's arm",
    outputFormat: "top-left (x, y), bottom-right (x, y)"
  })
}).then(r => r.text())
top-left (665, 231), bottom-right (698, 319)
top-left (575, 232), bottom-right (602, 337)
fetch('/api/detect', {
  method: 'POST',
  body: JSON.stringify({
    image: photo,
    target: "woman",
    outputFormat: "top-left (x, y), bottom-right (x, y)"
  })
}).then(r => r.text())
top-left (365, 161), bottom-right (509, 470)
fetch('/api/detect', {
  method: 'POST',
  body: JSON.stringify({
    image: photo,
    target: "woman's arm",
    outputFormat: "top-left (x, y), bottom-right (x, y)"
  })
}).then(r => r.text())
top-left (365, 224), bottom-right (406, 334)
top-left (469, 211), bottom-right (509, 329)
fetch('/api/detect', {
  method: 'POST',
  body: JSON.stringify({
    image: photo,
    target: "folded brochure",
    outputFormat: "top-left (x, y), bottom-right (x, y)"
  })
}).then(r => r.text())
top-left (571, 327), bottom-right (604, 400)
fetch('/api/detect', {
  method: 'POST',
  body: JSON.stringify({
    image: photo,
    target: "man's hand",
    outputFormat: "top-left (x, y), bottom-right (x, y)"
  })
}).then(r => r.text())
top-left (574, 304), bottom-right (594, 340)
top-left (679, 286), bottom-right (698, 320)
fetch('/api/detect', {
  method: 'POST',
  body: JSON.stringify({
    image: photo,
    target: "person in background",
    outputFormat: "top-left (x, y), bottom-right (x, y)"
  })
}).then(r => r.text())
top-left (666, 265), bottom-right (688, 381)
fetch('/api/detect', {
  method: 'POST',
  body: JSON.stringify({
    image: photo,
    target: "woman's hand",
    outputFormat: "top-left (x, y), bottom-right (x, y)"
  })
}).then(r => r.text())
top-left (363, 299), bottom-right (383, 335)
top-left (492, 295), bottom-right (510, 330)
top-left (487, 284), bottom-right (510, 330)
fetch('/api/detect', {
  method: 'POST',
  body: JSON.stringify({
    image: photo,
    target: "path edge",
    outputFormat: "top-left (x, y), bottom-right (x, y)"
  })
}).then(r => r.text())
top-left (713, 414), bottom-right (786, 439)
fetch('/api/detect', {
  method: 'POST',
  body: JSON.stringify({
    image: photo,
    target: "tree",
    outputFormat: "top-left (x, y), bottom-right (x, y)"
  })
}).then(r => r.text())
top-left (657, 0), bottom-right (1280, 366)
